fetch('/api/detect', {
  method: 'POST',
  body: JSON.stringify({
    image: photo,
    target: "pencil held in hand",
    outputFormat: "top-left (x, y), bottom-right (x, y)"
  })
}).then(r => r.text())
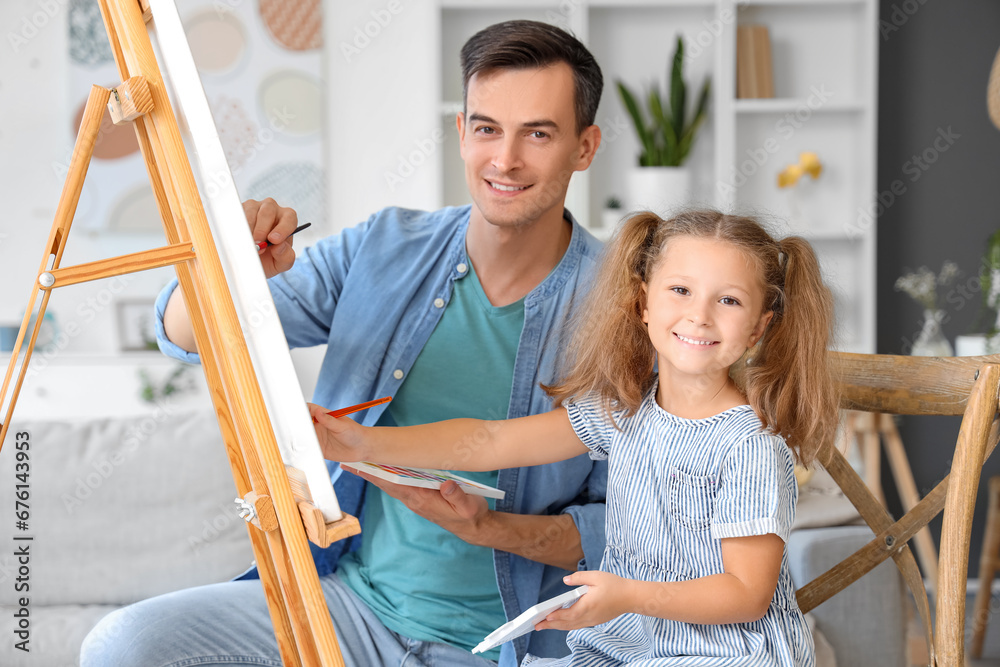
top-left (312, 396), bottom-right (391, 423)
top-left (256, 222), bottom-right (312, 251)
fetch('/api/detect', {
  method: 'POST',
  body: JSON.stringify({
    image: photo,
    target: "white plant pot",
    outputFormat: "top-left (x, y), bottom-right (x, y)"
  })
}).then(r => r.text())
top-left (625, 167), bottom-right (693, 217)
top-left (955, 333), bottom-right (1000, 356)
top-left (600, 209), bottom-right (625, 232)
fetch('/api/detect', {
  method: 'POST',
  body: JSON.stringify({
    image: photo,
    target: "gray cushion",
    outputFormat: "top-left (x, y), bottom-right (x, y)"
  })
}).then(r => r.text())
top-left (0, 411), bottom-right (252, 607)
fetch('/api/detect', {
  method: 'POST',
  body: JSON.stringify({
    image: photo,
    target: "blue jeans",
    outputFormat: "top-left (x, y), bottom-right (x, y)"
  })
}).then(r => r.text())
top-left (80, 573), bottom-right (499, 667)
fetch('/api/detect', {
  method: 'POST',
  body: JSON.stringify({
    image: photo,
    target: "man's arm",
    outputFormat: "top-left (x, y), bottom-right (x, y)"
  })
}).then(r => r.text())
top-left (347, 466), bottom-right (583, 570)
top-left (161, 198), bottom-right (301, 352)
top-left (471, 510), bottom-right (582, 571)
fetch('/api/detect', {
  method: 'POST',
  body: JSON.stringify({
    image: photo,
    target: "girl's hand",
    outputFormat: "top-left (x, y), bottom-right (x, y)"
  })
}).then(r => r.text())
top-left (308, 403), bottom-right (371, 462)
top-left (534, 571), bottom-right (635, 631)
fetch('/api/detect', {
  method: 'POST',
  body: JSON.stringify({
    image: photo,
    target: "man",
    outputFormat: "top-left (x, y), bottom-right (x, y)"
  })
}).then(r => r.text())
top-left (82, 19), bottom-right (606, 667)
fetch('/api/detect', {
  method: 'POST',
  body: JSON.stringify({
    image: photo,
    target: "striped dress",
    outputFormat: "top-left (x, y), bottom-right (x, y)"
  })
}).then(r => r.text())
top-left (524, 386), bottom-right (814, 667)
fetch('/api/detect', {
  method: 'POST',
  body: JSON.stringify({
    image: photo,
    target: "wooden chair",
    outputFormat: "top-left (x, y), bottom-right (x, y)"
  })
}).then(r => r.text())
top-left (795, 352), bottom-right (1000, 667)
top-left (970, 475), bottom-right (1000, 658)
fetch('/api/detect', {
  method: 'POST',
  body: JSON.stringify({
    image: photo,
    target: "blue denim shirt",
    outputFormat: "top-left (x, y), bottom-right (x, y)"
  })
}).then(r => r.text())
top-left (154, 205), bottom-right (608, 666)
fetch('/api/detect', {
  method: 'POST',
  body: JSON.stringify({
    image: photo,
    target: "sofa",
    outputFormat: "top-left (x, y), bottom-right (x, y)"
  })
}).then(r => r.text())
top-left (0, 406), bottom-right (907, 667)
top-left (0, 408), bottom-right (252, 667)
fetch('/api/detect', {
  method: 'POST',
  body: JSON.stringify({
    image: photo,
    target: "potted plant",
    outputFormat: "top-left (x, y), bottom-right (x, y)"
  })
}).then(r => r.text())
top-left (956, 229), bottom-right (1000, 356)
top-left (617, 35), bottom-right (710, 214)
top-left (599, 195), bottom-right (623, 233)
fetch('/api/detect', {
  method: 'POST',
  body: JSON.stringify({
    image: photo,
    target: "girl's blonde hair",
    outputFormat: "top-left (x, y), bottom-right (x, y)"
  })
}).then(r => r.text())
top-left (547, 209), bottom-right (838, 464)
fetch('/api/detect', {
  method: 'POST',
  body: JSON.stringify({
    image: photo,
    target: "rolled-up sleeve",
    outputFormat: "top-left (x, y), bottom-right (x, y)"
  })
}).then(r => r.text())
top-left (711, 434), bottom-right (797, 543)
top-left (561, 489), bottom-right (606, 570)
top-left (154, 279), bottom-right (201, 365)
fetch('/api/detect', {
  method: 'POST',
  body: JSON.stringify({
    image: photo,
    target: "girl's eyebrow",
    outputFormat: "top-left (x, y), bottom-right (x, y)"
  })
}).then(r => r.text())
top-left (661, 275), bottom-right (753, 296)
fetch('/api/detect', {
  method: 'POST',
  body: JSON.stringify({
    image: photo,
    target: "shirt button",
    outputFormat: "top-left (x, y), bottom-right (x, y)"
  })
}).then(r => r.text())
top-left (434, 298), bottom-right (445, 308)
top-left (456, 262), bottom-right (468, 274)
top-left (393, 369), bottom-right (404, 380)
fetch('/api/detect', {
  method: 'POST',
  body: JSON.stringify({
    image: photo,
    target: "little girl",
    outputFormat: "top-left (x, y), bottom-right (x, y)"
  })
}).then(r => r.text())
top-left (311, 209), bottom-right (838, 666)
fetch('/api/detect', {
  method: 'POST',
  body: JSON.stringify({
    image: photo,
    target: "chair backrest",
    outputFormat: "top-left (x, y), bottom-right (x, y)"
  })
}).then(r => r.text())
top-left (796, 351), bottom-right (1000, 667)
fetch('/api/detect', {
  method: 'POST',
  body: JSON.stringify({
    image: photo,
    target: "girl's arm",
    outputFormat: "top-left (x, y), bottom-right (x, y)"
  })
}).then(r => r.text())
top-left (308, 403), bottom-right (588, 471)
top-left (538, 533), bottom-right (784, 630)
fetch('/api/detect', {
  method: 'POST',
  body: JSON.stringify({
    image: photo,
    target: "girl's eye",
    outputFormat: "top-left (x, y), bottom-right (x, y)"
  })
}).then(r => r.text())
top-left (671, 287), bottom-right (689, 296)
top-left (720, 296), bottom-right (741, 306)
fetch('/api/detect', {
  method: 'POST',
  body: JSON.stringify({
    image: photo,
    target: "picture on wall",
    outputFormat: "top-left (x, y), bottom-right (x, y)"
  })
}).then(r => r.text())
top-left (67, 0), bottom-right (326, 235)
top-left (115, 299), bottom-right (158, 352)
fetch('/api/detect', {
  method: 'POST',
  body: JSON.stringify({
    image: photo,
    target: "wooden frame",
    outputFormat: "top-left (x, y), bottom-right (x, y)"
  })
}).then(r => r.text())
top-left (0, 1), bottom-right (356, 665)
top-left (797, 352), bottom-right (1000, 666)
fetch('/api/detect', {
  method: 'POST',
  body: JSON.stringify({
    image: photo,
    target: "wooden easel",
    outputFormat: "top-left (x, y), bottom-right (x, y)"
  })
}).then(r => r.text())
top-left (0, 1), bottom-right (357, 665)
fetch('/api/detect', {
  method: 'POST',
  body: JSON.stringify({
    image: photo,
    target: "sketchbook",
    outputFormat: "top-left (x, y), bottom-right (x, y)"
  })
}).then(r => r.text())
top-left (472, 586), bottom-right (589, 654)
top-left (342, 461), bottom-right (505, 500)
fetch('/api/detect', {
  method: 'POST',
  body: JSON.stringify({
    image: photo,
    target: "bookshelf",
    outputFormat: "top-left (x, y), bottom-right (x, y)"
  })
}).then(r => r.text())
top-left (325, 0), bottom-right (878, 352)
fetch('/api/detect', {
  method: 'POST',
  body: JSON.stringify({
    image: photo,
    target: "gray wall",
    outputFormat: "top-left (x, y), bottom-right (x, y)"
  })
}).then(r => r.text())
top-left (876, 0), bottom-right (1000, 579)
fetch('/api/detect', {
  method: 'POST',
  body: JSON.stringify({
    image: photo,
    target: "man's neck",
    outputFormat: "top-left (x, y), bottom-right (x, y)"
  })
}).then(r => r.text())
top-left (465, 207), bottom-right (573, 307)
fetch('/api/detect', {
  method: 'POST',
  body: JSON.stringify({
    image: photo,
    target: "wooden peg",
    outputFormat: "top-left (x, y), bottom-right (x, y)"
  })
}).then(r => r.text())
top-left (297, 501), bottom-right (361, 548)
top-left (107, 76), bottom-right (153, 124)
top-left (243, 491), bottom-right (278, 532)
top-left (286, 465), bottom-right (361, 547)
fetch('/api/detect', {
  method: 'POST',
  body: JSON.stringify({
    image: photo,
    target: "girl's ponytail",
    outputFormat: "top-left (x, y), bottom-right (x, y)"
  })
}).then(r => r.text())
top-left (739, 236), bottom-right (838, 465)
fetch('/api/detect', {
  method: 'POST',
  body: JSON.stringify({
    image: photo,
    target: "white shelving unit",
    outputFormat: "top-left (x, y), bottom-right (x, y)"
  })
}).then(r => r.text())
top-left (326, 0), bottom-right (877, 352)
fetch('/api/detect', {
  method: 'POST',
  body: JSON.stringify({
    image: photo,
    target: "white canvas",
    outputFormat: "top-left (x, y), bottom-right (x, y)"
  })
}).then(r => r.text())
top-left (147, 0), bottom-right (341, 521)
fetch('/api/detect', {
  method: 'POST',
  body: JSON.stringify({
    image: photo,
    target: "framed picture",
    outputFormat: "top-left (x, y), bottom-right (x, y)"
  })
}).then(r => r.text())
top-left (115, 299), bottom-right (158, 352)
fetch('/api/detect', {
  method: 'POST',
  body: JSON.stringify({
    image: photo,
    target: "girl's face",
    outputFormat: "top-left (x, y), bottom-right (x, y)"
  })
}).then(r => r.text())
top-left (641, 236), bottom-right (774, 383)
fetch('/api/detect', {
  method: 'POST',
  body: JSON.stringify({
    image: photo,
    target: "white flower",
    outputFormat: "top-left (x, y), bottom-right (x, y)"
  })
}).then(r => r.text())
top-left (895, 262), bottom-right (959, 311)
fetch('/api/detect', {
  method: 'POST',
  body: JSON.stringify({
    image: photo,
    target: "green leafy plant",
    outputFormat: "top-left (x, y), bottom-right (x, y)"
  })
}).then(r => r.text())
top-left (139, 364), bottom-right (195, 404)
top-left (972, 229), bottom-right (1000, 336)
top-left (616, 36), bottom-right (711, 167)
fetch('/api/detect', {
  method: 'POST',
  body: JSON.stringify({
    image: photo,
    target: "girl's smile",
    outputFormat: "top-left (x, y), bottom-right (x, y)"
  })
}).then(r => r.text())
top-left (673, 332), bottom-right (718, 347)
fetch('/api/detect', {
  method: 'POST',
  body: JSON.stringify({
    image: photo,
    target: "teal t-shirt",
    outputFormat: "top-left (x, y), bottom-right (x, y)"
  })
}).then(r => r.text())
top-left (337, 261), bottom-right (524, 659)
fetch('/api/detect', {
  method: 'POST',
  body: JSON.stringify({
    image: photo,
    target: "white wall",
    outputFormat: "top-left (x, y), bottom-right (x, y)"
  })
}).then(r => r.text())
top-left (323, 1), bottom-right (441, 232)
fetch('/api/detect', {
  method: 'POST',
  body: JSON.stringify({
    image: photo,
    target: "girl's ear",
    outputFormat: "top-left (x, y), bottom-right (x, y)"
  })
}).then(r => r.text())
top-left (749, 310), bottom-right (774, 347)
top-left (640, 282), bottom-right (649, 324)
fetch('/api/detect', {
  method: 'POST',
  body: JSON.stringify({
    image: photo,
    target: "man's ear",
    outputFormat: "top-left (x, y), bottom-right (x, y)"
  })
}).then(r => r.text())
top-left (574, 124), bottom-right (602, 172)
top-left (456, 111), bottom-right (466, 161)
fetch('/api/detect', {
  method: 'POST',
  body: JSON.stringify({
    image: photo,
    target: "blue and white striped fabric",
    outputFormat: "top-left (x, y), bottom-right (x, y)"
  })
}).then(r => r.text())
top-left (524, 383), bottom-right (813, 667)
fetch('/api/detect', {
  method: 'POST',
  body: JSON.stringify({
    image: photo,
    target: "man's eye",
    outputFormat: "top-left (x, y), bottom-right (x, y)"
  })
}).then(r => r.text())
top-left (477, 126), bottom-right (495, 135)
top-left (531, 131), bottom-right (548, 139)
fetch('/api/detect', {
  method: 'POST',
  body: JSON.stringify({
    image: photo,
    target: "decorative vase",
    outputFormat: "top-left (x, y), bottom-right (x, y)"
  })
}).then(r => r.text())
top-left (625, 167), bottom-right (692, 216)
top-left (911, 309), bottom-right (953, 357)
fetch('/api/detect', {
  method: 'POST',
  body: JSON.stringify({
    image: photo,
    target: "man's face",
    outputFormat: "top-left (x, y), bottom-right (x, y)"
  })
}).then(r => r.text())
top-left (457, 62), bottom-right (599, 231)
